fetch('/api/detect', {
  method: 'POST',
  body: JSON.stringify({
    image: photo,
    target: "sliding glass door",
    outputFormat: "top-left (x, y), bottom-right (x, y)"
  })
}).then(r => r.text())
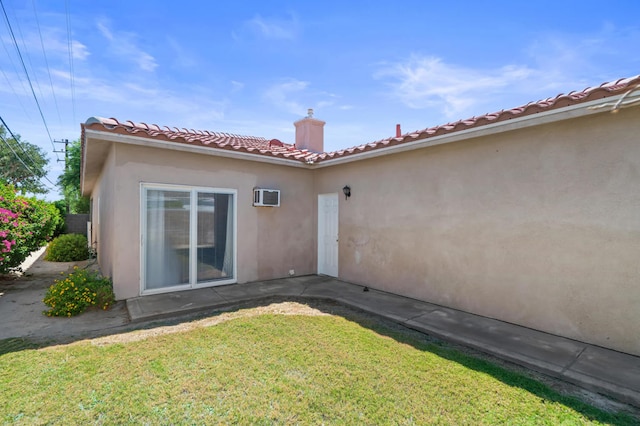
top-left (196, 192), bottom-right (234, 283)
top-left (142, 184), bottom-right (236, 294)
top-left (144, 188), bottom-right (191, 289)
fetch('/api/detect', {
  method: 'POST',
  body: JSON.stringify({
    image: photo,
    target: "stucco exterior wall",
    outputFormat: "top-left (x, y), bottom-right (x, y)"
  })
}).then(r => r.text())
top-left (315, 108), bottom-right (640, 356)
top-left (90, 145), bottom-right (116, 282)
top-left (105, 143), bottom-right (316, 300)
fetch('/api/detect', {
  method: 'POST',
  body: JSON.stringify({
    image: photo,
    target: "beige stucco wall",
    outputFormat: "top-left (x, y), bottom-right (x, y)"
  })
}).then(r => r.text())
top-left (315, 108), bottom-right (640, 356)
top-left (86, 106), bottom-right (639, 355)
top-left (90, 145), bottom-right (117, 281)
top-left (100, 143), bottom-right (315, 300)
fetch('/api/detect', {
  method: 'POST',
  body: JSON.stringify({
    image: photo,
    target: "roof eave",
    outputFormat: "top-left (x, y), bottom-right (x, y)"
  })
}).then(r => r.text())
top-left (83, 128), bottom-right (309, 169)
top-left (312, 92), bottom-right (639, 168)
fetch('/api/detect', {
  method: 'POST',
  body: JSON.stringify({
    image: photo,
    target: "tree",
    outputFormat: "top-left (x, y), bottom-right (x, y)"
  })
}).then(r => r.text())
top-left (57, 139), bottom-right (89, 213)
top-left (0, 125), bottom-right (49, 194)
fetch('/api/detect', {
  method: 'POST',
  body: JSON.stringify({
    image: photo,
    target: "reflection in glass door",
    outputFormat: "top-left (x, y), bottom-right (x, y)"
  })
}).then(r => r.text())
top-left (142, 185), bottom-right (236, 294)
top-left (145, 189), bottom-right (191, 289)
top-left (196, 193), bottom-right (234, 283)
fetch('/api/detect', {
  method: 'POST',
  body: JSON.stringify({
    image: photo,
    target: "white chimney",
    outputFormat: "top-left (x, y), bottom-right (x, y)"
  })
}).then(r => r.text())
top-left (294, 108), bottom-right (325, 153)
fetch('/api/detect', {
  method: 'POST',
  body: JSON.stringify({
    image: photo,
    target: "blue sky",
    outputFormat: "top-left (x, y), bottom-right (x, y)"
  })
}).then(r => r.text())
top-left (1, 0), bottom-right (639, 199)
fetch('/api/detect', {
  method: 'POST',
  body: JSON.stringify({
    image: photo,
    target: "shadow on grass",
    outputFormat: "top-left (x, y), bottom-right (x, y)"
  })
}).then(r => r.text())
top-left (0, 295), bottom-right (637, 424)
top-left (0, 337), bottom-right (41, 356)
top-left (317, 299), bottom-right (639, 425)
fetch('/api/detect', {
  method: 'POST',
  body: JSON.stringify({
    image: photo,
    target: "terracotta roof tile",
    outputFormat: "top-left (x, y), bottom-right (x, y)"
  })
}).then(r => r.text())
top-left (82, 116), bottom-right (319, 162)
top-left (322, 75), bottom-right (640, 163)
top-left (83, 75), bottom-right (640, 165)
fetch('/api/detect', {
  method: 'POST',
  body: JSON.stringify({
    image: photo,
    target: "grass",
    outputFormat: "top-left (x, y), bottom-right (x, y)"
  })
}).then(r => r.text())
top-left (0, 310), bottom-right (636, 424)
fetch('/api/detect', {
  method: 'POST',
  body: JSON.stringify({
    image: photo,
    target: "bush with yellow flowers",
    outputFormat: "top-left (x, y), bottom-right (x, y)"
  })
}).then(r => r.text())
top-left (43, 267), bottom-right (115, 317)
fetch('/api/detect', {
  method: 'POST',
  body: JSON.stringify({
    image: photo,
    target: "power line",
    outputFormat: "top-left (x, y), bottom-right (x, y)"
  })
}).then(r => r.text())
top-left (0, 131), bottom-right (56, 191)
top-left (0, 131), bottom-right (37, 179)
top-left (32, 0), bottom-right (62, 124)
top-left (6, 0), bottom-right (46, 107)
top-left (65, 0), bottom-right (76, 124)
top-left (0, 65), bottom-right (33, 121)
top-left (0, 115), bottom-right (40, 170)
top-left (0, 115), bottom-right (57, 189)
top-left (0, 131), bottom-right (53, 188)
top-left (0, 0), bottom-right (55, 152)
top-left (0, 26), bottom-right (33, 120)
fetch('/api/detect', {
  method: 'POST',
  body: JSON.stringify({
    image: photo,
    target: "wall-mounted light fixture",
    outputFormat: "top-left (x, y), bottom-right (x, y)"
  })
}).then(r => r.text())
top-left (342, 185), bottom-right (351, 200)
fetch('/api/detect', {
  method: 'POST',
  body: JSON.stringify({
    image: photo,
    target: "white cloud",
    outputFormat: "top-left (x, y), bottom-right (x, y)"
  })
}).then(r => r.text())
top-left (166, 37), bottom-right (197, 69)
top-left (45, 69), bottom-right (226, 125)
top-left (377, 25), bottom-right (640, 120)
top-left (96, 21), bottom-right (113, 40)
top-left (316, 100), bottom-right (334, 109)
top-left (262, 79), bottom-right (348, 116)
top-left (240, 13), bottom-right (299, 40)
top-left (523, 26), bottom-right (640, 90)
top-left (230, 80), bottom-right (244, 92)
top-left (96, 20), bottom-right (157, 72)
top-left (263, 79), bottom-right (309, 115)
top-left (376, 56), bottom-right (533, 117)
top-left (71, 40), bottom-right (90, 61)
top-left (39, 33), bottom-right (89, 61)
top-left (0, 29), bottom-right (89, 62)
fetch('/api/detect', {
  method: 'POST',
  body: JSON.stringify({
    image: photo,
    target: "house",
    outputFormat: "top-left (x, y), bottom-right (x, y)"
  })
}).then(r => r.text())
top-left (81, 75), bottom-right (640, 357)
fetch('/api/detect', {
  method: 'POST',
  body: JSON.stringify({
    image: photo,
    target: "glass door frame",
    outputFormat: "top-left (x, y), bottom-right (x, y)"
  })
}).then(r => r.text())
top-left (140, 183), bottom-right (237, 296)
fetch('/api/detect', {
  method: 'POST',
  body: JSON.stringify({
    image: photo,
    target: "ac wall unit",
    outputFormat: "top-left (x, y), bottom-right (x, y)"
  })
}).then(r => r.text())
top-left (253, 188), bottom-right (280, 207)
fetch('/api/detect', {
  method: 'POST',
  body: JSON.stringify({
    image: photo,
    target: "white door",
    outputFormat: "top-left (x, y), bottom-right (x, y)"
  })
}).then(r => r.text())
top-left (318, 193), bottom-right (339, 277)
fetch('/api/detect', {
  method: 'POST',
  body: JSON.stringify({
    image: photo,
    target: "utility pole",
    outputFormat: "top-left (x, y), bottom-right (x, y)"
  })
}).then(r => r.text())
top-left (53, 139), bottom-right (69, 212)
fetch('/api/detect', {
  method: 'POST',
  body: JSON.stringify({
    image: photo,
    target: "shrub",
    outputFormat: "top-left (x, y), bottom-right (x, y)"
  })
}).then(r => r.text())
top-left (45, 234), bottom-right (89, 262)
top-left (0, 183), bottom-right (62, 274)
top-left (43, 267), bottom-right (115, 317)
top-left (51, 200), bottom-right (67, 237)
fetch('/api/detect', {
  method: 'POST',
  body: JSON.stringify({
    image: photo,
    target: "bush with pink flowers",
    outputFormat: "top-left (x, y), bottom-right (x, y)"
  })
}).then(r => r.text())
top-left (0, 183), bottom-right (61, 274)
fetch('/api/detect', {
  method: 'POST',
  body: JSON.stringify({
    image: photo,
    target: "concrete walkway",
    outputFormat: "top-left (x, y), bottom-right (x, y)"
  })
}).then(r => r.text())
top-left (128, 275), bottom-right (640, 408)
top-left (0, 249), bottom-right (129, 342)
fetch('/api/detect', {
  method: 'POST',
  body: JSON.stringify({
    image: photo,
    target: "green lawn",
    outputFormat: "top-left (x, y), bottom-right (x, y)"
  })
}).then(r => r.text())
top-left (0, 308), bottom-right (635, 424)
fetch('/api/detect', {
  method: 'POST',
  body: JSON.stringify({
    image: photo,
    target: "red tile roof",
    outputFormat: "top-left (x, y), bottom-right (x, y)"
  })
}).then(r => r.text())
top-left (316, 75), bottom-right (640, 162)
top-left (83, 117), bottom-right (317, 162)
top-left (83, 75), bottom-right (640, 165)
